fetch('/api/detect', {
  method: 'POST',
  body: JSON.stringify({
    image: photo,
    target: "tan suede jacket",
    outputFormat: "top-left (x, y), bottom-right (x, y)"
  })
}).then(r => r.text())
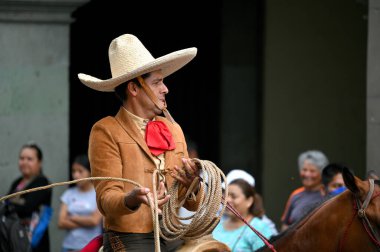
top-left (89, 107), bottom-right (202, 233)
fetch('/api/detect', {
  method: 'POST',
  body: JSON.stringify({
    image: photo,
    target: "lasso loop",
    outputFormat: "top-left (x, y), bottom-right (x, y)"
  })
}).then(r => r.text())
top-left (160, 159), bottom-right (228, 241)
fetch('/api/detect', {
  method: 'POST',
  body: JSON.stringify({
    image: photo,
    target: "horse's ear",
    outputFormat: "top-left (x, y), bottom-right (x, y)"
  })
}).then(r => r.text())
top-left (342, 167), bottom-right (359, 195)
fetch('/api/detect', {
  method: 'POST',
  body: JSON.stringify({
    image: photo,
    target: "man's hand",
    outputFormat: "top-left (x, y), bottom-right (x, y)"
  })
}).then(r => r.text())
top-left (124, 182), bottom-right (170, 214)
top-left (171, 158), bottom-right (200, 189)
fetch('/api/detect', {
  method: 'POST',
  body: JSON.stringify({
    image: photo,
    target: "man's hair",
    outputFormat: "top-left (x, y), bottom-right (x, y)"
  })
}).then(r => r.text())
top-left (322, 163), bottom-right (345, 187)
top-left (114, 72), bottom-right (151, 103)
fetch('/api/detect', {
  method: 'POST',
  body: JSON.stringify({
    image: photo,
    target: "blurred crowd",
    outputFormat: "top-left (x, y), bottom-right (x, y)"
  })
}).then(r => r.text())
top-left (2, 141), bottom-right (377, 252)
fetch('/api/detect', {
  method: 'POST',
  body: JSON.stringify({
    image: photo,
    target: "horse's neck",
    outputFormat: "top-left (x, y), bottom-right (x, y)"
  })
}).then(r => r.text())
top-left (275, 192), bottom-right (354, 251)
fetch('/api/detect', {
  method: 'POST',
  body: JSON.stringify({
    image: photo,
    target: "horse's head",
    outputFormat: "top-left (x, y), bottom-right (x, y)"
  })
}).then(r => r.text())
top-left (342, 167), bottom-right (380, 228)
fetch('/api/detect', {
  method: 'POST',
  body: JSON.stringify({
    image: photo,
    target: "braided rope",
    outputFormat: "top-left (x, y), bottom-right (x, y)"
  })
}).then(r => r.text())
top-left (160, 159), bottom-right (228, 241)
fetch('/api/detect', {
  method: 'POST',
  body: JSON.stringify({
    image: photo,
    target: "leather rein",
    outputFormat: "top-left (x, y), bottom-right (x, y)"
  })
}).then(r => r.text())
top-left (222, 196), bottom-right (277, 252)
top-left (340, 179), bottom-right (380, 251)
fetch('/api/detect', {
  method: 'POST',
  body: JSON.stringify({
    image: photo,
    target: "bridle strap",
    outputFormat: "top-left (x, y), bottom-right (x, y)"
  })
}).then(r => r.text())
top-left (355, 179), bottom-right (380, 250)
top-left (357, 179), bottom-right (375, 218)
top-left (340, 179), bottom-right (380, 252)
top-left (137, 76), bottom-right (175, 123)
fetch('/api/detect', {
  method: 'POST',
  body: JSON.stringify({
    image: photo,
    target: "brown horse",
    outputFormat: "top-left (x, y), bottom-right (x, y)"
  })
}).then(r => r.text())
top-left (257, 167), bottom-right (380, 252)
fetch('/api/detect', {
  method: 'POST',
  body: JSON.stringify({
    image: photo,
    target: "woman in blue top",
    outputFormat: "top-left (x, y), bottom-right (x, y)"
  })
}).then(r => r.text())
top-left (212, 179), bottom-right (275, 252)
top-left (58, 154), bottom-right (102, 252)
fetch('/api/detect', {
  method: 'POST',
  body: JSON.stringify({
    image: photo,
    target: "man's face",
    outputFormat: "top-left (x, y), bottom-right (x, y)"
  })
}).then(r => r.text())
top-left (137, 70), bottom-right (169, 118)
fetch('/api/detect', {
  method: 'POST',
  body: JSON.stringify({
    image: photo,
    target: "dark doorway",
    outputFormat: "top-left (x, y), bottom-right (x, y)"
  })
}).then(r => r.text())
top-left (69, 0), bottom-right (222, 168)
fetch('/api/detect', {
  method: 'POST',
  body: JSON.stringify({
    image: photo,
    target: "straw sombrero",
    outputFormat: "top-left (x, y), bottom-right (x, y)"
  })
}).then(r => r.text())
top-left (78, 34), bottom-right (197, 92)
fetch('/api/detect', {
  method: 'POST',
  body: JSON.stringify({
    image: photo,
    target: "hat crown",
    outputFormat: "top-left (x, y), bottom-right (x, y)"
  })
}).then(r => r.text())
top-left (109, 34), bottom-right (155, 78)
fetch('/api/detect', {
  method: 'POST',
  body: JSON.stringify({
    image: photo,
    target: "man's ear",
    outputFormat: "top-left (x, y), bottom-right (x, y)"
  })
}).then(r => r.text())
top-left (127, 81), bottom-right (139, 97)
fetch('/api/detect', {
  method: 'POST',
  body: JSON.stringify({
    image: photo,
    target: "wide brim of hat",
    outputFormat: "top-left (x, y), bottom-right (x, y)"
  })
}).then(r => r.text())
top-left (78, 47), bottom-right (197, 92)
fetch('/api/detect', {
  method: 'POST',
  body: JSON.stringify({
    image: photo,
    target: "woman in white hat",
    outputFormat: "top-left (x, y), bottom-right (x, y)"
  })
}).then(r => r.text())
top-left (212, 179), bottom-right (276, 251)
top-left (224, 169), bottom-right (278, 236)
top-left (78, 34), bottom-right (204, 251)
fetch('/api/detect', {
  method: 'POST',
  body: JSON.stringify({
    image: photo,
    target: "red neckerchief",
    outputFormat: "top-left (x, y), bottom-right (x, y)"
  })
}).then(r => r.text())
top-left (145, 121), bottom-right (176, 156)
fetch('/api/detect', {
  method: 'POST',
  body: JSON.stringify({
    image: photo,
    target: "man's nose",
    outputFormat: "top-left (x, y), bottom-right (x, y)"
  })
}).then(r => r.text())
top-left (161, 83), bottom-right (169, 94)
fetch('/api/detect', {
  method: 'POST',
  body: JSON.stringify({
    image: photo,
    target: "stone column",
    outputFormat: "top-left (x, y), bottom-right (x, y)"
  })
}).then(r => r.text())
top-left (367, 0), bottom-right (380, 176)
top-left (0, 0), bottom-right (88, 251)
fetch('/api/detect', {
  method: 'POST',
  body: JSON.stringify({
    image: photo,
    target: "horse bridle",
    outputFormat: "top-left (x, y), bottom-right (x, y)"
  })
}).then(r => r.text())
top-left (354, 179), bottom-right (380, 250)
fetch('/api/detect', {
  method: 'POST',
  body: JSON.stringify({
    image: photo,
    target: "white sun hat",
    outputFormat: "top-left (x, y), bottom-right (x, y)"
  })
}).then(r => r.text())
top-left (222, 169), bottom-right (255, 189)
top-left (78, 34), bottom-right (197, 92)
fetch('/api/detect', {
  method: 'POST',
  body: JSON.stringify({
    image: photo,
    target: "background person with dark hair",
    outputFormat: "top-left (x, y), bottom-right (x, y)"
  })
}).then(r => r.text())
top-left (58, 154), bottom-right (102, 252)
top-left (224, 169), bottom-right (278, 236)
top-left (7, 142), bottom-right (52, 252)
top-left (212, 179), bottom-right (275, 251)
top-left (321, 163), bottom-right (346, 197)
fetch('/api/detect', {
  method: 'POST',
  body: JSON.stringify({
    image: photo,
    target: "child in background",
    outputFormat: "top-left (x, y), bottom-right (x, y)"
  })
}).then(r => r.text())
top-left (322, 163), bottom-right (346, 197)
top-left (58, 154), bottom-right (102, 252)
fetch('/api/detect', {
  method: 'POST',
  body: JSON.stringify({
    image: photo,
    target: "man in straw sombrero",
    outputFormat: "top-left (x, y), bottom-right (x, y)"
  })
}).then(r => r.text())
top-left (78, 34), bottom-right (204, 251)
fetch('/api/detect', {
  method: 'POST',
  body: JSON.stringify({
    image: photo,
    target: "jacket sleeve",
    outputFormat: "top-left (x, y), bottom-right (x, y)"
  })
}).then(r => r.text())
top-left (89, 122), bottom-right (137, 217)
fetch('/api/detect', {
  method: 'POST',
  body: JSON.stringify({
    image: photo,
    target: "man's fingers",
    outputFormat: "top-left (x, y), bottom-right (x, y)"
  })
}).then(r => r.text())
top-left (135, 187), bottom-right (150, 195)
top-left (158, 181), bottom-right (165, 192)
top-left (182, 158), bottom-right (192, 170)
top-left (171, 169), bottom-right (188, 184)
top-left (125, 188), bottom-right (150, 209)
top-left (182, 158), bottom-right (199, 176)
top-left (133, 188), bottom-right (151, 205)
top-left (145, 193), bottom-right (170, 209)
top-left (173, 166), bottom-right (188, 179)
top-left (158, 195), bottom-right (171, 206)
top-left (189, 160), bottom-right (200, 175)
top-left (156, 182), bottom-right (167, 198)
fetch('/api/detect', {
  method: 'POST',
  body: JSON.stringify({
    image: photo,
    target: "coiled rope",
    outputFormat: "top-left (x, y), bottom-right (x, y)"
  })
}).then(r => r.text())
top-left (160, 159), bottom-right (228, 241)
top-left (0, 159), bottom-right (228, 252)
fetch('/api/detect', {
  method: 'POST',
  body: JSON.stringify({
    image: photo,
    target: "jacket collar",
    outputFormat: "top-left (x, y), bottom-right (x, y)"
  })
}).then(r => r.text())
top-left (115, 107), bottom-right (176, 167)
top-left (115, 107), bottom-right (157, 164)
